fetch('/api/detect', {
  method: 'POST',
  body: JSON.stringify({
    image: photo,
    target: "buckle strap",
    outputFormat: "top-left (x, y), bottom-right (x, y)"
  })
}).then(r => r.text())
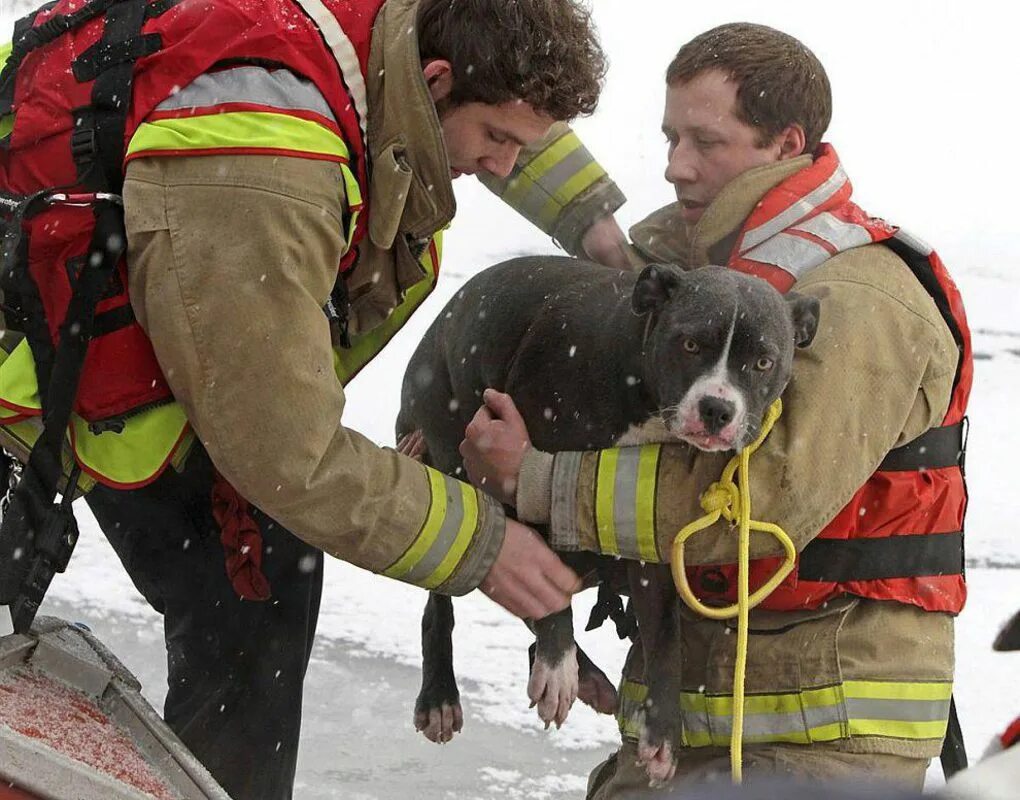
top-left (798, 531), bottom-right (964, 583)
top-left (71, 30), bottom-right (161, 82)
top-left (877, 421), bottom-right (965, 472)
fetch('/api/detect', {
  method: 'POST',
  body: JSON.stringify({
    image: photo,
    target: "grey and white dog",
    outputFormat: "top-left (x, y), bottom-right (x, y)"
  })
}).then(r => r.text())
top-left (397, 256), bottom-right (819, 778)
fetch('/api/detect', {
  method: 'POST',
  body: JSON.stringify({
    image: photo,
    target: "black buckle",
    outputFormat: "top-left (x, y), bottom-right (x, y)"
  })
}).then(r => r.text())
top-left (70, 125), bottom-right (98, 172)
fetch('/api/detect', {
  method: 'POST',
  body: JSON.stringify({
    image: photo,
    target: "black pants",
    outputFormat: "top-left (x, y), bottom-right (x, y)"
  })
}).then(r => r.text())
top-left (85, 447), bottom-right (323, 800)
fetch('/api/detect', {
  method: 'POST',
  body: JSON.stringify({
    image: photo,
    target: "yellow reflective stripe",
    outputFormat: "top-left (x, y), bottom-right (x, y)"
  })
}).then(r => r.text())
top-left (0, 41), bottom-right (11, 66)
top-left (126, 112), bottom-right (350, 161)
top-left (595, 445), bottom-right (660, 562)
top-left (538, 161), bottom-right (607, 226)
top-left (635, 445), bottom-right (660, 561)
top-left (384, 468), bottom-right (448, 579)
top-left (500, 131), bottom-right (581, 207)
top-left (848, 719), bottom-right (948, 739)
top-left (0, 340), bottom-right (42, 412)
top-left (333, 232), bottom-right (443, 386)
top-left (383, 467), bottom-right (480, 589)
top-left (423, 481), bottom-right (479, 589)
top-left (843, 680), bottom-right (953, 702)
top-left (595, 448), bottom-right (620, 555)
top-left (499, 131), bottom-right (608, 232)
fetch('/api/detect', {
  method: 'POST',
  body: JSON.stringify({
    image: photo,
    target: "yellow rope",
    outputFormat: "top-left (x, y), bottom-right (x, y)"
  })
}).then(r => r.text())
top-left (670, 398), bottom-right (796, 783)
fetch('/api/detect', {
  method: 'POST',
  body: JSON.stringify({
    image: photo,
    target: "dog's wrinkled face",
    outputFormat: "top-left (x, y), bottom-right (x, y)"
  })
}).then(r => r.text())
top-left (633, 264), bottom-right (820, 452)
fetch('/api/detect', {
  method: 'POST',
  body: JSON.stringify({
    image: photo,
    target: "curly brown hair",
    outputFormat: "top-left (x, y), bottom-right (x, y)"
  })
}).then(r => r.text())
top-left (667, 23), bottom-right (832, 153)
top-left (417, 0), bottom-right (606, 121)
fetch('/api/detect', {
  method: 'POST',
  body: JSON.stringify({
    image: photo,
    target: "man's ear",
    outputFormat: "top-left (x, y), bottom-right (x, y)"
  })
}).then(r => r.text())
top-left (786, 290), bottom-right (821, 348)
top-left (422, 59), bottom-right (454, 105)
top-left (776, 123), bottom-right (807, 160)
top-left (632, 264), bottom-right (683, 315)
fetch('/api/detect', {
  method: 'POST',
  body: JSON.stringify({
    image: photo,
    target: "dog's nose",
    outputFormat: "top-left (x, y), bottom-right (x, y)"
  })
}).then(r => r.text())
top-left (698, 396), bottom-right (735, 434)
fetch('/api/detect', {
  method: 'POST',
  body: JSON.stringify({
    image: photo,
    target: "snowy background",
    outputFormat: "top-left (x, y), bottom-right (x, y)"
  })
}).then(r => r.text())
top-left (3, 0), bottom-right (1020, 797)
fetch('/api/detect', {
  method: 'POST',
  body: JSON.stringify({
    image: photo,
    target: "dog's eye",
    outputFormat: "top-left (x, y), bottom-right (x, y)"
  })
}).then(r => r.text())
top-left (682, 338), bottom-right (700, 354)
top-left (755, 356), bottom-right (774, 371)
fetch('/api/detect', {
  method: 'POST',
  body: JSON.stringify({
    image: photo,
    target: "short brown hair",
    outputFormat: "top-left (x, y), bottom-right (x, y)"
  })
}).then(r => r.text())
top-left (417, 0), bottom-right (606, 121)
top-left (666, 23), bottom-right (832, 153)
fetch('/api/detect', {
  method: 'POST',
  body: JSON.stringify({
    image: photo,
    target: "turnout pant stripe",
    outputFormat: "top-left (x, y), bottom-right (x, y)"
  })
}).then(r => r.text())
top-left (385, 468), bottom-right (478, 587)
top-left (616, 679), bottom-right (952, 746)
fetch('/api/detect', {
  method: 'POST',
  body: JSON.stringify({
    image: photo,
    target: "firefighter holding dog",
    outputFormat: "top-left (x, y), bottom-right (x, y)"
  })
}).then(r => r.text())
top-left (0, 0), bottom-right (630, 796)
top-left (463, 23), bottom-right (972, 795)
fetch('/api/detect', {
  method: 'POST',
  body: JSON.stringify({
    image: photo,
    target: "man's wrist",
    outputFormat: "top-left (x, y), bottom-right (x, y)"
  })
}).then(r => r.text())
top-left (515, 446), bottom-right (554, 524)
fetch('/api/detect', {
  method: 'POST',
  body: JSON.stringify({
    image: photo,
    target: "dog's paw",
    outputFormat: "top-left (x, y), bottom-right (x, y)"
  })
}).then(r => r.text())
top-left (527, 644), bottom-right (579, 729)
top-left (636, 732), bottom-right (676, 786)
top-left (413, 700), bottom-right (463, 744)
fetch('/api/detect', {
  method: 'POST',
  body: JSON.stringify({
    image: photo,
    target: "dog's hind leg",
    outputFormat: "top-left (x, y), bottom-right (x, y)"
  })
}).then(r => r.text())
top-left (414, 592), bottom-right (463, 743)
top-left (527, 606), bottom-right (579, 729)
top-left (630, 563), bottom-right (683, 785)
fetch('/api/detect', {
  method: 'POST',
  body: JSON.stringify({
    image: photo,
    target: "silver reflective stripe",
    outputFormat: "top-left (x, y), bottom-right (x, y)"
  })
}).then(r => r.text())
top-left (550, 451), bottom-right (583, 551)
top-left (846, 696), bottom-right (951, 723)
top-left (682, 703), bottom-right (846, 739)
top-left (290, 0), bottom-right (369, 139)
top-left (792, 211), bottom-right (872, 251)
top-left (155, 66), bottom-right (337, 121)
top-left (743, 232), bottom-right (831, 279)
top-left (398, 473), bottom-right (466, 585)
top-left (740, 164), bottom-right (849, 252)
top-left (894, 228), bottom-right (934, 256)
top-left (612, 447), bottom-right (643, 560)
top-left (507, 141), bottom-right (596, 220)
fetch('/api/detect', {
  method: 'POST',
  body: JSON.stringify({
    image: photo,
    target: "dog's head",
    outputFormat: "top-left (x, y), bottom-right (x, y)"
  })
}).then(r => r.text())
top-left (633, 263), bottom-right (820, 452)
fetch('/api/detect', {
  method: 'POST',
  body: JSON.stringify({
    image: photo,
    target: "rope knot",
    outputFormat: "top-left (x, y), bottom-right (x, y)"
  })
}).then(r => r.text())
top-left (701, 480), bottom-right (740, 520)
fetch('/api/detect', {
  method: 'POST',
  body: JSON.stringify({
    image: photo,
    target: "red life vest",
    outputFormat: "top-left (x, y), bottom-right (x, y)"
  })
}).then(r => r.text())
top-left (0, 0), bottom-right (379, 423)
top-left (687, 145), bottom-right (972, 615)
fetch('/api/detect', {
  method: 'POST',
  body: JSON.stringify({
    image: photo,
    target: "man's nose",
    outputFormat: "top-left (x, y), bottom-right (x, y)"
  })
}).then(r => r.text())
top-left (482, 144), bottom-right (519, 179)
top-left (665, 141), bottom-right (698, 185)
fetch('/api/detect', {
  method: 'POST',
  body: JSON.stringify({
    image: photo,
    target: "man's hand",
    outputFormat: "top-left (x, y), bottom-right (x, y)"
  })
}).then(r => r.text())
top-left (460, 388), bottom-right (532, 506)
top-left (580, 214), bottom-right (632, 269)
top-left (480, 519), bottom-right (580, 619)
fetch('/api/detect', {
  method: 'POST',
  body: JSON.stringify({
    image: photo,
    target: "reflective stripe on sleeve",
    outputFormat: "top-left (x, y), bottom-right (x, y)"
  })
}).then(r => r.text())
top-left (594, 445), bottom-right (661, 562)
top-left (498, 131), bottom-right (608, 232)
top-left (126, 111), bottom-right (350, 163)
top-left (383, 465), bottom-right (480, 590)
top-left (616, 678), bottom-right (953, 747)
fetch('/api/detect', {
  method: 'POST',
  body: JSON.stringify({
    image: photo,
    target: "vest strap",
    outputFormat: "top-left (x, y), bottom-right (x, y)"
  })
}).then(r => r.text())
top-left (798, 531), bottom-right (964, 583)
top-left (877, 421), bottom-right (965, 472)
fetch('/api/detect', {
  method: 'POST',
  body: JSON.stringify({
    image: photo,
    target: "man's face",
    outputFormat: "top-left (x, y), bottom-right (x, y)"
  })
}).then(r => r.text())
top-left (438, 99), bottom-right (555, 179)
top-left (662, 69), bottom-right (790, 228)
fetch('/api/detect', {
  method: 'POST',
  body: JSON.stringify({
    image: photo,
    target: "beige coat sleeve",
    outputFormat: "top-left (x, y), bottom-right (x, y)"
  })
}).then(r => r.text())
top-left (477, 122), bottom-right (626, 256)
top-left (531, 244), bottom-right (960, 564)
top-left (122, 154), bottom-right (504, 594)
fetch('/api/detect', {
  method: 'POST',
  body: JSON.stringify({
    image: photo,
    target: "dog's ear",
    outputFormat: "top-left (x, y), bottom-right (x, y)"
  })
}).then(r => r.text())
top-left (786, 291), bottom-right (821, 349)
top-left (632, 264), bottom-right (682, 315)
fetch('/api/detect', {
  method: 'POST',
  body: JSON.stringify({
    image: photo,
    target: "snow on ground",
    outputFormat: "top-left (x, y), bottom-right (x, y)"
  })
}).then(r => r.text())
top-left (5, 0), bottom-right (1020, 796)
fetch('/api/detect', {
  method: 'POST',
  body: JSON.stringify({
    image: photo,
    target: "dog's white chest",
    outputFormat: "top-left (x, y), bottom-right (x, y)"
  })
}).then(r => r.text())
top-left (614, 415), bottom-right (671, 446)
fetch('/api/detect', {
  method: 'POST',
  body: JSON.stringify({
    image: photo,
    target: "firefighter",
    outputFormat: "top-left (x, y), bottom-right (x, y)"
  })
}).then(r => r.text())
top-left (461, 22), bottom-right (971, 794)
top-left (0, 0), bottom-right (629, 796)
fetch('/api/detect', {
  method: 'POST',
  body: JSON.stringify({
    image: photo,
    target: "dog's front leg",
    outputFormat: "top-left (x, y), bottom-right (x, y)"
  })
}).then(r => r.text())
top-left (528, 606), bottom-right (579, 729)
top-left (415, 592), bottom-right (463, 743)
top-left (629, 563), bottom-right (682, 785)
